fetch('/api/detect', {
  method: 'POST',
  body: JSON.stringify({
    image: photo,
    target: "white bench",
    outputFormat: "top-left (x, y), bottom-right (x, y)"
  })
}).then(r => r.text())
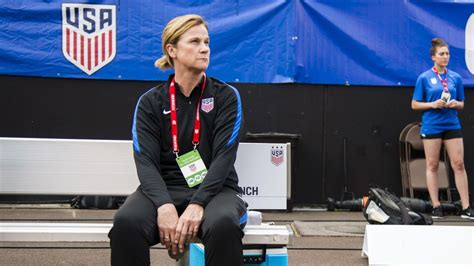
top-left (0, 222), bottom-right (290, 265)
top-left (0, 137), bottom-right (290, 210)
top-left (0, 137), bottom-right (292, 264)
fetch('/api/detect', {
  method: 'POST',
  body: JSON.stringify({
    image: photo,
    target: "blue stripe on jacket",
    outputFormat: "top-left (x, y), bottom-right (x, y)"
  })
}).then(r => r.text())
top-left (132, 88), bottom-right (154, 153)
top-left (226, 84), bottom-right (242, 147)
top-left (239, 212), bottom-right (248, 225)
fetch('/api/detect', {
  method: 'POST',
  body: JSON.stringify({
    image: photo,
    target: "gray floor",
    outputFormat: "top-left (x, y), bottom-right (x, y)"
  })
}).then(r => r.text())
top-left (1, 206), bottom-right (473, 265)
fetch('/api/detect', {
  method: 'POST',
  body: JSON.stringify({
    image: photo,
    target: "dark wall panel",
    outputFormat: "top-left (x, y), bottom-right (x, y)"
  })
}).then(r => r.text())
top-left (324, 86), bottom-right (418, 199)
top-left (0, 76), bottom-right (155, 139)
top-left (1, 75), bottom-right (473, 205)
top-left (239, 83), bottom-right (325, 204)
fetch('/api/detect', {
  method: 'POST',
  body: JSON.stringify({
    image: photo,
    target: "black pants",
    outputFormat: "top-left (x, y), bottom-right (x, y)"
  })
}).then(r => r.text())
top-left (109, 186), bottom-right (247, 266)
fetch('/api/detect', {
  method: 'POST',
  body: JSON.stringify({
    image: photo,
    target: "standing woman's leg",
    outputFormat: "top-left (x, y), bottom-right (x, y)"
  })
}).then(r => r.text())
top-left (444, 138), bottom-right (470, 209)
top-left (423, 138), bottom-right (443, 207)
top-left (109, 189), bottom-right (160, 266)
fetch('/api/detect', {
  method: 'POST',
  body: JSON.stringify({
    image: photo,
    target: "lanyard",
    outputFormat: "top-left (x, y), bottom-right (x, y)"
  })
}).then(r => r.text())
top-left (169, 75), bottom-right (206, 156)
top-left (432, 67), bottom-right (449, 93)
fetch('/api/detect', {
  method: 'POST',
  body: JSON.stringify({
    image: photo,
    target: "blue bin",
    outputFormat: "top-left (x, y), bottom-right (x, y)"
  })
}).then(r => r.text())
top-left (189, 243), bottom-right (288, 266)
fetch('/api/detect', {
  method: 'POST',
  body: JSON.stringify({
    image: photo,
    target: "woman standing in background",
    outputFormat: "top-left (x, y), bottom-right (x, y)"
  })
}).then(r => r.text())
top-left (411, 38), bottom-right (473, 219)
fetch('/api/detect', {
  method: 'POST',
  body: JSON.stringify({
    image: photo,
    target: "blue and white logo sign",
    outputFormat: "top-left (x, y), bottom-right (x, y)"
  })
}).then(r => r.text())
top-left (62, 4), bottom-right (116, 75)
top-left (466, 14), bottom-right (474, 74)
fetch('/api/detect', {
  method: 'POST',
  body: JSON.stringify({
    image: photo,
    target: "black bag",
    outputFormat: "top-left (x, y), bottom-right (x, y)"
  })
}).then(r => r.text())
top-left (363, 187), bottom-right (432, 225)
top-left (71, 196), bottom-right (126, 209)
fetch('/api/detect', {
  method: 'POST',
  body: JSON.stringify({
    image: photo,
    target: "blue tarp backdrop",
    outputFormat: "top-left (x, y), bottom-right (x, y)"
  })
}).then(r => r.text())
top-left (1, 0), bottom-right (473, 86)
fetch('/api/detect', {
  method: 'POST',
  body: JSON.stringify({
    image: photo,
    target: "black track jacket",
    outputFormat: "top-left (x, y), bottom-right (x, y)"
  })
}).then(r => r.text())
top-left (132, 74), bottom-right (243, 209)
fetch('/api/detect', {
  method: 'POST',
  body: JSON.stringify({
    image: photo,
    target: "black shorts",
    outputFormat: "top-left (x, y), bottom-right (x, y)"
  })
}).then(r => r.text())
top-left (420, 129), bottom-right (463, 140)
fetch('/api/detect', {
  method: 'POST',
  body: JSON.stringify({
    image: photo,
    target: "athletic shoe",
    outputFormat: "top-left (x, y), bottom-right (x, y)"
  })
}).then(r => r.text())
top-left (460, 207), bottom-right (474, 220)
top-left (431, 206), bottom-right (443, 219)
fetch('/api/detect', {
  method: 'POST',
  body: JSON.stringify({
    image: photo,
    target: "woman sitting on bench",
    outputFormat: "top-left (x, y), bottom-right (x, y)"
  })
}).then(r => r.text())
top-left (109, 14), bottom-right (247, 266)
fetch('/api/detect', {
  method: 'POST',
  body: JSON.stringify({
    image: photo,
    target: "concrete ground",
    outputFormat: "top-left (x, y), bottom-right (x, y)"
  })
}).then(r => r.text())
top-left (1, 205), bottom-right (472, 265)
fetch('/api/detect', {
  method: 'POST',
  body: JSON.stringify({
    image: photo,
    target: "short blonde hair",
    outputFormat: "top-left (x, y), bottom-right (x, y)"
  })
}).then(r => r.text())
top-left (155, 14), bottom-right (208, 70)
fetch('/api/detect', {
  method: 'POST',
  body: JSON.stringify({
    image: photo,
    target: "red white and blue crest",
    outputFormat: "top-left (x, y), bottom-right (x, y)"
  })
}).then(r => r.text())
top-left (189, 163), bottom-right (197, 172)
top-left (62, 4), bottom-right (116, 75)
top-left (201, 97), bottom-right (214, 113)
top-left (271, 146), bottom-right (284, 166)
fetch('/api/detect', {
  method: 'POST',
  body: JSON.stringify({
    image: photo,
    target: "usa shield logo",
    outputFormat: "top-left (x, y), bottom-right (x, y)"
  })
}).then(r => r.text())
top-left (271, 146), bottom-right (284, 166)
top-left (62, 4), bottom-right (116, 75)
top-left (201, 97), bottom-right (214, 113)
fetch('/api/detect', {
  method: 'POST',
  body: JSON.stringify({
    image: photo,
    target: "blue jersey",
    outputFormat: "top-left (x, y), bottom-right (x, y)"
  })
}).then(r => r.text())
top-left (413, 69), bottom-right (464, 135)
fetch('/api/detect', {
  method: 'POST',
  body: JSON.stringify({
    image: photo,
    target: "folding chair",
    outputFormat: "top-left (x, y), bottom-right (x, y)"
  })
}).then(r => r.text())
top-left (399, 122), bottom-right (420, 197)
top-left (400, 123), bottom-right (451, 201)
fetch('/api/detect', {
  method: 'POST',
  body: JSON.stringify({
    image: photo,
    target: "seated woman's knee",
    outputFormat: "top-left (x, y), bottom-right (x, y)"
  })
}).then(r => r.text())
top-left (112, 209), bottom-right (144, 234)
top-left (205, 213), bottom-right (239, 236)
